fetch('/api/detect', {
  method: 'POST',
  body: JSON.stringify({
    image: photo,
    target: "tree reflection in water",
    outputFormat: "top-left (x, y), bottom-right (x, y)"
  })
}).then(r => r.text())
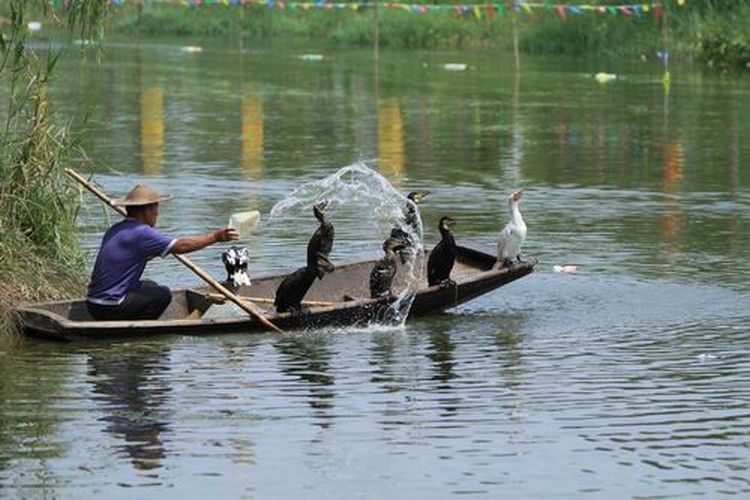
top-left (87, 344), bottom-right (171, 472)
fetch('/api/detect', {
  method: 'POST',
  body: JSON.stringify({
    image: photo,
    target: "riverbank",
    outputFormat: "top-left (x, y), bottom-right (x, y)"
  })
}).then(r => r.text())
top-left (0, 241), bottom-right (86, 342)
top-left (0, 9), bottom-right (90, 342)
top-left (0, 153), bottom-right (87, 341)
top-left (105, 2), bottom-right (750, 68)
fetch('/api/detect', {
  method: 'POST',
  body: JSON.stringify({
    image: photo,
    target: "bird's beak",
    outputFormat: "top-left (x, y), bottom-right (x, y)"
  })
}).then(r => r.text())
top-left (408, 190), bottom-right (430, 204)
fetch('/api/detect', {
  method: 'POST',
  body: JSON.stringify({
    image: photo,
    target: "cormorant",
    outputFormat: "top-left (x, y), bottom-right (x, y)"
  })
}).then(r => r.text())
top-left (275, 201), bottom-right (336, 315)
top-left (307, 199), bottom-right (335, 278)
top-left (427, 216), bottom-right (458, 288)
top-left (390, 190), bottom-right (429, 246)
top-left (496, 191), bottom-right (527, 268)
top-left (274, 265), bottom-right (317, 315)
top-left (221, 246), bottom-right (251, 288)
top-left (370, 236), bottom-right (407, 299)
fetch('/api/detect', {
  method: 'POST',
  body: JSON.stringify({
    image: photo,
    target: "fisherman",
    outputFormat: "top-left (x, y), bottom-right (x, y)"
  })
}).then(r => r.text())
top-left (86, 184), bottom-right (238, 321)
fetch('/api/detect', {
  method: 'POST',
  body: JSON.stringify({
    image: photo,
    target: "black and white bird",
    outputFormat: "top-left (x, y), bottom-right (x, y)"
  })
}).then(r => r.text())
top-left (427, 216), bottom-right (458, 288)
top-left (496, 191), bottom-right (527, 268)
top-left (370, 236), bottom-right (407, 299)
top-left (221, 246), bottom-right (252, 288)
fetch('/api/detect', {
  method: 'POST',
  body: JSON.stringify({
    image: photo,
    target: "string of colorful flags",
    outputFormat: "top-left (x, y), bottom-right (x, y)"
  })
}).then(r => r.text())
top-left (95, 0), bottom-right (689, 21)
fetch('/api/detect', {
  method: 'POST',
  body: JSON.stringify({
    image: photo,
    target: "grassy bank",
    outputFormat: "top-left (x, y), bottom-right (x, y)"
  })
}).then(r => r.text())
top-left (108, 2), bottom-right (750, 68)
top-left (0, 57), bottom-right (89, 341)
top-left (0, 1), bottom-right (106, 343)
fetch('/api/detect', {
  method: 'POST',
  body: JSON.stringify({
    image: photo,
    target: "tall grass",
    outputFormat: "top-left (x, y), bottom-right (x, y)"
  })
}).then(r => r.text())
top-left (0, 0), bottom-right (108, 342)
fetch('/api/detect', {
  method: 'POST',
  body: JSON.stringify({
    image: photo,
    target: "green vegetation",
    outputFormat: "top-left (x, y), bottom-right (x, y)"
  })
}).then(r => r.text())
top-left (0, 0), bottom-right (107, 341)
top-left (688, 2), bottom-right (750, 69)
top-left (110, 1), bottom-right (750, 68)
top-left (114, 3), bottom-right (505, 49)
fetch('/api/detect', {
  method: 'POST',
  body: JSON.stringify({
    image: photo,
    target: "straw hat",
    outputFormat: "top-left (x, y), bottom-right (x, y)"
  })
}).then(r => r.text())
top-left (114, 184), bottom-right (173, 206)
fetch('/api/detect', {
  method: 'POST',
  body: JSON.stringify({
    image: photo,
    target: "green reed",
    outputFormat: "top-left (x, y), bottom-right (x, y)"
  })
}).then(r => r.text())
top-left (0, 0), bottom-right (108, 341)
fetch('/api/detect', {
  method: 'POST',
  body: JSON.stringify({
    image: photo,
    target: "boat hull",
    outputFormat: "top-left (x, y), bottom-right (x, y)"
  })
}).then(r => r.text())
top-left (17, 244), bottom-right (536, 341)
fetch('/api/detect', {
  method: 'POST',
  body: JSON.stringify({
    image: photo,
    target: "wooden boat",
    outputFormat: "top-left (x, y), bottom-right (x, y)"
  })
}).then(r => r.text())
top-left (17, 244), bottom-right (537, 341)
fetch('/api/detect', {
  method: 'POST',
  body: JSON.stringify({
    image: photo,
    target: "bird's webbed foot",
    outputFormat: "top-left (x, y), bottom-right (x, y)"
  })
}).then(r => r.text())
top-left (439, 279), bottom-right (456, 289)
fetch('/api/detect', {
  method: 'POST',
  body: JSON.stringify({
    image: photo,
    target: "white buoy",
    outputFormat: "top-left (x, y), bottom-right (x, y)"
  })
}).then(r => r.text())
top-left (181, 46), bottom-right (203, 53)
top-left (27, 21), bottom-right (42, 32)
top-left (298, 54), bottom-right (324, 61)
top-left (443, 63), bottom-right (468, 72)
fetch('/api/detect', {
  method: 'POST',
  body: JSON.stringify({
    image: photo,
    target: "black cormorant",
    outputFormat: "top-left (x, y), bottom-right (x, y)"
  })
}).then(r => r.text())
top-left (427, 216), bottom-right (458, 288)
top-left (370, 236), bottom-right (407, 299)
top-left (275, 201), bottom-right (336, 315)
top-left (274, 265), bottom-right (318, 315)
top-left (390, 190), bottom-right (429, 248)
top-left (307, 199), bottom-right (335, 278)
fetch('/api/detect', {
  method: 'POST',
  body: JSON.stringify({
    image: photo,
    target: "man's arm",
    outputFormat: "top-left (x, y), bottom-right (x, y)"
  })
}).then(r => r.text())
top-left (170, 228), bottom-right (238, 255)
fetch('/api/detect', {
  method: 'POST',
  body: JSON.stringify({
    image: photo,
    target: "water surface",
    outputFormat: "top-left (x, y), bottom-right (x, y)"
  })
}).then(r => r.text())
top-left (1, 38), bottom-right (749, 498)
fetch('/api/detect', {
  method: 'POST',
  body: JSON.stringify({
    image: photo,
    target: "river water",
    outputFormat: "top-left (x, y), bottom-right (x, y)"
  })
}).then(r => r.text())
top-left (1, 38), bottom-right (749, 498)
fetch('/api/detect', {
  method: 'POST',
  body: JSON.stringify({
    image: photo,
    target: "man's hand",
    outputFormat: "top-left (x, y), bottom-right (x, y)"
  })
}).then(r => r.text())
top-left (171, 228), bottom-right (240, 255)
top-left (214, 228), bottom-right (240, 242)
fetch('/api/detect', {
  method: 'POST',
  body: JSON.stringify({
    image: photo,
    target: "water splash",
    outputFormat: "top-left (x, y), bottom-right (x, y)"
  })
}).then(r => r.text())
top-left (269, 161), bottom-right (425, 325)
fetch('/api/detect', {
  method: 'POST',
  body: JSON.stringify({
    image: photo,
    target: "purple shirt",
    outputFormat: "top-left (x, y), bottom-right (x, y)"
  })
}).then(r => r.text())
top-left (87, 218), bottom-right (176, 305)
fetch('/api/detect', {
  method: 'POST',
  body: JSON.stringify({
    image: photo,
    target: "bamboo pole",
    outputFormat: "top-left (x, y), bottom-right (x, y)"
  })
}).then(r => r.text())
top-left (65, 168), bottom-right (285, 334)
top-left (205, 293), bottom-right (335, 308)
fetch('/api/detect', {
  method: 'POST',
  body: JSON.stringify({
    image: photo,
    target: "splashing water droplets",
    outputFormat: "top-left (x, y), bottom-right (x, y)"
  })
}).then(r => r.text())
top-left (268, 162), bottom-right (425, 326)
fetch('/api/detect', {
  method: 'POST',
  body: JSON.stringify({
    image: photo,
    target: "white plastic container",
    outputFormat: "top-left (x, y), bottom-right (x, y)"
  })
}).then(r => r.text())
top-left (228, 211), bottom-right (261, 238)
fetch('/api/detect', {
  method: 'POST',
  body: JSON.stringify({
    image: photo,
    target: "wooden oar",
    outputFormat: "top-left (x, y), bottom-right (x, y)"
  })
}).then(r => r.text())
top-left (65, 168), bottom-right (285, 334)
top-left (204, 293), bottom-right (335, 308)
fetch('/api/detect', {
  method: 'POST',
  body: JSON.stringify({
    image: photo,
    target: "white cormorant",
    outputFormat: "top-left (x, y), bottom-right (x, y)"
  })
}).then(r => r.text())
top-left (496, 191), bottom-right (527, 268)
